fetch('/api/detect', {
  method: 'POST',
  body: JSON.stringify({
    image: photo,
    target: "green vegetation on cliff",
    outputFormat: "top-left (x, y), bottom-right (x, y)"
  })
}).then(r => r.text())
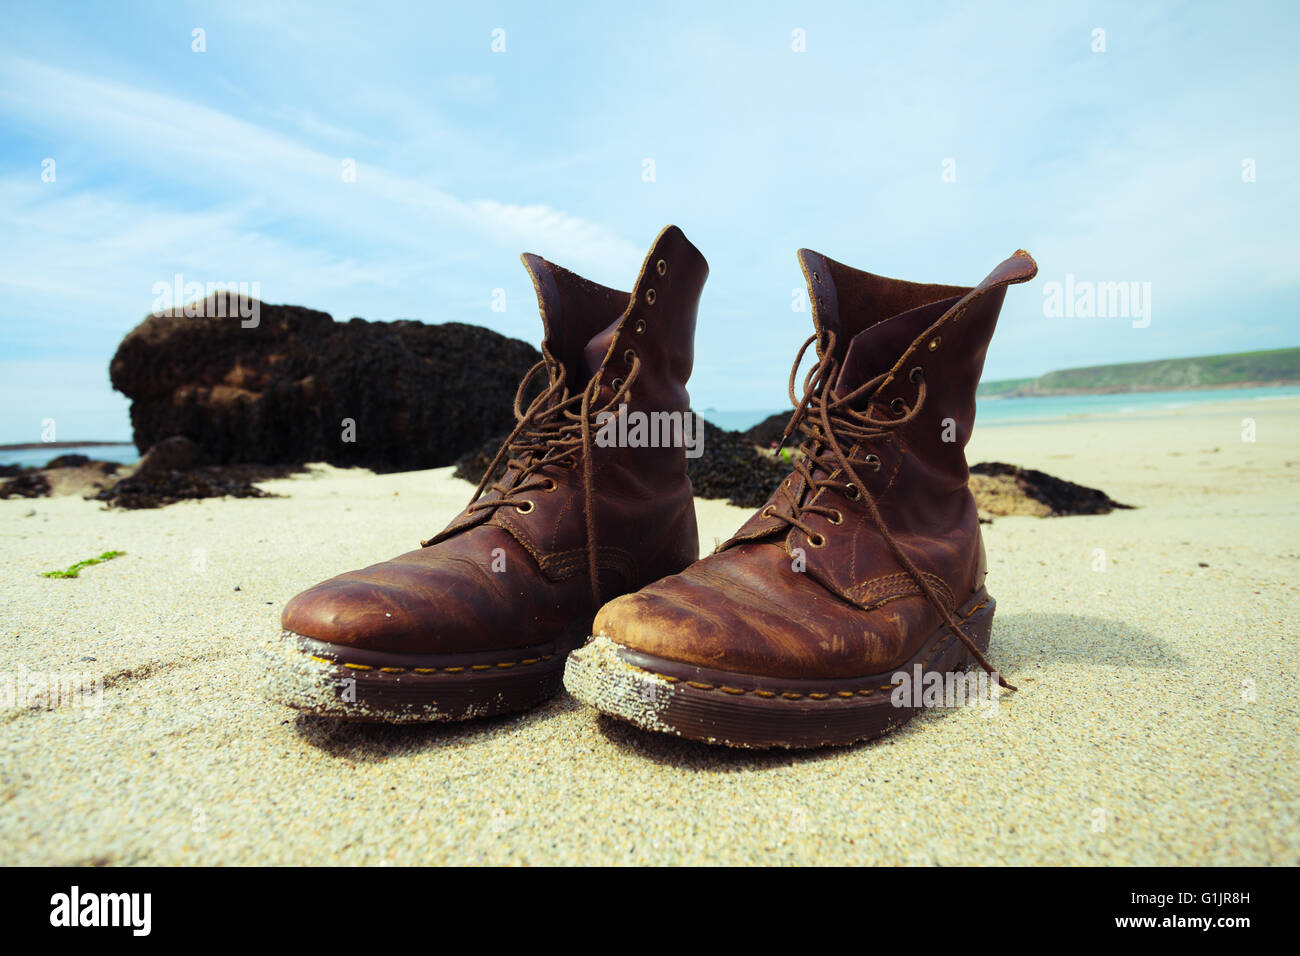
top-left (979, 347), bottom-right (1300, 397)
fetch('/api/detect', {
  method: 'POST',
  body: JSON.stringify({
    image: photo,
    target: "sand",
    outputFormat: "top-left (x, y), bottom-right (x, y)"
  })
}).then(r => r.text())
top-left (1, 397), bottom-right (1297, 865)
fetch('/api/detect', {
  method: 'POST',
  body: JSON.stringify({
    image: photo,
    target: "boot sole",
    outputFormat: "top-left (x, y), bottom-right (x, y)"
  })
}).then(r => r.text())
top-left (261, 627), bottom-right (586, 724)
top-left (563, 591), bottom-right (997, 749)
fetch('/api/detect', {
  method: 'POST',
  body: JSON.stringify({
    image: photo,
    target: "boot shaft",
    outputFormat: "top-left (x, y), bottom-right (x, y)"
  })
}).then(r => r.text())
top-left (802, 249), bottom-right (1037, 529)
top-left (523, 225), bottom-right (707, 485)
top-left (430, 226), bottom-right (706, 603)
top-left (720, 248), bottom-right (1035, 611)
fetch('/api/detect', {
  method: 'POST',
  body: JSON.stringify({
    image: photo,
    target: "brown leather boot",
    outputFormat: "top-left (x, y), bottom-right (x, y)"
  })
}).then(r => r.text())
top-left (565, 247), bottom-right (1037, 748)
top-left (266, 225), bottom-right (706, 722)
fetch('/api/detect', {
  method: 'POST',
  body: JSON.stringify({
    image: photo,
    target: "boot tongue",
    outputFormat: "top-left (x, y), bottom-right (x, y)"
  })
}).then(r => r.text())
top-left (522, 253), bottom-right (630, 387)
top-left (833, 294), bottom-right (963, 399)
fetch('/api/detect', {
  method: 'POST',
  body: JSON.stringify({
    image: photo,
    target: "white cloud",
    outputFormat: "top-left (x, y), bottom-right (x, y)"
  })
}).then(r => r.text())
top-left (0, 57), bottom-right (644, 276)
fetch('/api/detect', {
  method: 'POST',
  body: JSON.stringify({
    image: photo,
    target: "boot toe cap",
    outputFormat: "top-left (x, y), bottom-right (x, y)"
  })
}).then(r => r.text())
top-left (281, 574), bottom-right (420, 649)
top-left (280, 542), bottom-right (555, 655)
top-left (593, 544), bottom-right (920, 680)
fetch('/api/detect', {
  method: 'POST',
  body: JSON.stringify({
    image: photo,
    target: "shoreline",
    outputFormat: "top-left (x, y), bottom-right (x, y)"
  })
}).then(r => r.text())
top-left (981, 378), bottom-right (1300, 399)
top-left (0, 440), bottom-right (135, 452)
top-left (4, 383), bottom-right (1298, 456)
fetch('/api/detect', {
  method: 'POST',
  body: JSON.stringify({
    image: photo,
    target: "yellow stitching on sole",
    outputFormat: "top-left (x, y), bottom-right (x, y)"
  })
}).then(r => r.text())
top-left (311, 652), bottom-right (559, 673)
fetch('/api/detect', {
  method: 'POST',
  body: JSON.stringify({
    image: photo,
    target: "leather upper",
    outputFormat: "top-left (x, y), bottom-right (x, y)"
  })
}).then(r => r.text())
top-left (595, 248), bottom-right (1037, 679)
top-left (283, 226), bottom-right (707, 654)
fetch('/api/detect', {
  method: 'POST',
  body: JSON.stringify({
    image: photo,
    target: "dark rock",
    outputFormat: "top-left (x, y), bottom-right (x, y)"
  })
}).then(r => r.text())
top-left (94, 463), bottom-right (300, 509)
top-left (0, 464), bottom-right (25, 478)
top-left (0, 471), bottom-right (50, 499)
top-left (969, 462), bottom-right (1132, 516)
top-left (110, 292), bottom-right (541, 472)
top-left (742, 411), bottom-right (795, 448)
top-left (136, 436), bottom-right (199, 475)
top-left (44, 453), bottom-right (91, 468)
top-left (687, 418), bottom-right (788, 508)
top-left (452, 433), bottom-right (509, 486)
top-left (41, 455), bottom-right (120, 475)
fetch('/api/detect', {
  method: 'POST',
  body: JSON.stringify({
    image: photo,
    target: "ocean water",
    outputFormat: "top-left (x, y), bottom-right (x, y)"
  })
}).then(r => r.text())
top-left (5, 385), bottom-right (1294, 467)
top-left (974, 384), bottom-right (1300, 427)
top-left (0, 443), bottom-right (138, 469)
top-left (701, 385), bottom-right (1300, 433)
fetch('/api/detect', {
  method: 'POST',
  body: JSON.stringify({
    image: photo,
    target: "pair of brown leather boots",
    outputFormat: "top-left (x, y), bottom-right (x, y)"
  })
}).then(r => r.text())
top-left (265, 225), bottom-right (1036, 748)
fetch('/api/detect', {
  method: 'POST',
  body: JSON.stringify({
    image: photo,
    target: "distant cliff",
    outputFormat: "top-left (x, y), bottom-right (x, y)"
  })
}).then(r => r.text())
top-left (979, 347), bottom-right (1300, 397)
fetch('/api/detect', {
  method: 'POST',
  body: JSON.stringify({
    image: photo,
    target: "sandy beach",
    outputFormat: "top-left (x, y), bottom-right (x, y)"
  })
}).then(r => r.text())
top-left (1, 397), bottom-right (1296, 866)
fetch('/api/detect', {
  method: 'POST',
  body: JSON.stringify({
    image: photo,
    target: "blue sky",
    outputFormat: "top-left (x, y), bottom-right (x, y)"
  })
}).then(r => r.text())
top-left (1, 1), bottom-right (1297, 442)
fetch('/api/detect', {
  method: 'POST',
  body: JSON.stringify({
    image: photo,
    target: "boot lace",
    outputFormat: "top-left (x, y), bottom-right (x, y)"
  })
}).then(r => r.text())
top-left (423, 354), bottom-right (641, 607)
top-left (766, 331), bottom-right (1014, 691)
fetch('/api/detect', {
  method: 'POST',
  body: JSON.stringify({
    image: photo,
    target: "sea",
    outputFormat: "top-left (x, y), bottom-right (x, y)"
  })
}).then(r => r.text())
top-left (0, 443), bottom-right (139, 469)
top-left (4, 385), bottom-right (1295, 467)
top-left (700, 384), bottom-right (1300, 433)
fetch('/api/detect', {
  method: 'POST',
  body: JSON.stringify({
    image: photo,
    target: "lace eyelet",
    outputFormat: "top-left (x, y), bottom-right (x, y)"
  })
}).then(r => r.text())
top-left (540, 478), bottom-right (558, 493)
top-left (812, 271), bottom-right (821, 283)
top-left (927, 336), bottom-right (941, 351)
top-left (909, 366), bottom-right (924, 384)
top-left (634, 319), bottom-right (647, 334)
top-left (863, 454), bottom-right (881, 471)
top-left (807, 532), bottom-right (826, 548)
top-left (624, 348), bottom-right (636, 365)
top-left (516, 501), bottom-right (535, 514)
top-left (610, 377), bottom-right (624, 391)
top-left (828, 510), bottom-right (843, 525)
top-left (845, 483), bottom-right (861, 500)
top-left (645, 289), bottom-right (656, 305)
top-left (656, 259), bottom-right (667, 276)
top-left (890, 397), bottom-right (908, 415)
top-left (761, 505), bottom-right (776, 518)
